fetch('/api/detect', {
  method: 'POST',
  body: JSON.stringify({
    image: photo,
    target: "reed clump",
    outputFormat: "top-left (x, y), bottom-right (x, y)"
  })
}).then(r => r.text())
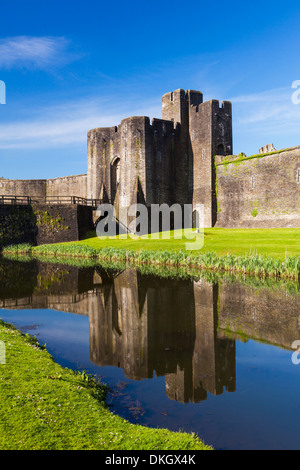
top-left (2, 243), bottom-right (300, 280)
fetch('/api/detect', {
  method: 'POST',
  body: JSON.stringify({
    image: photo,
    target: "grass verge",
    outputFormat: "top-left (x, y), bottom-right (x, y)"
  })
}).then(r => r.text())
top-left (0, 320), bottom-right (212, 450)
top-left (3, 226), bottom-right (300, 280)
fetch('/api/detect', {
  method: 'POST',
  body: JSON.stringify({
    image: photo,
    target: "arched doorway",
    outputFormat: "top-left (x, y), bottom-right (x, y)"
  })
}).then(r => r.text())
top-left (217, 144), bottom-right (226, 156)
top-left (111, 157), bottom-right (120, 204)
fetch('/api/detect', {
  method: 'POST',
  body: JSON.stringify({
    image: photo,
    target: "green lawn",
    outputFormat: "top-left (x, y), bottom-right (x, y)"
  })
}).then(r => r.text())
top-left (0, 321), bottom-right (212, 450)
top-left (3, 228), bottom-right (300, 280)
top-left (78, 228), bottom-right (300, 259)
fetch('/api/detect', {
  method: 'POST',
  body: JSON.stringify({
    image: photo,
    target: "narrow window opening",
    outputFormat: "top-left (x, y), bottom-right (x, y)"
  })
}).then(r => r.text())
top-left (217, 144), bottom-right (225, 156)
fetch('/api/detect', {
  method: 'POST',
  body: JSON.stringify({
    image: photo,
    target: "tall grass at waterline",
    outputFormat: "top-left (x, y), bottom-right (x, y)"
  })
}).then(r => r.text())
top-left (3, 248), bottom-right (300, 297)
top-left (2, 242), bottom-right (300, 280)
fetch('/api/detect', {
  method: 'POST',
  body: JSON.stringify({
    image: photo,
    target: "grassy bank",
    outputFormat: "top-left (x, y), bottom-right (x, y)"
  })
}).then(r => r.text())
top-left (3, 226), bottom-right (300, 280)
top-left (0, 320), bottom-right (212, 450)
top-left (82, 228), bottom-right (300, 258)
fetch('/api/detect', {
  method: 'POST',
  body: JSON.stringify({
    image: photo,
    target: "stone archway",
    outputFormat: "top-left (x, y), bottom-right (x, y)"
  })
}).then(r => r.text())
top-left (111, 157), bottom-right (120, 204)
top-left (217, 144), bottom-right (226, 156)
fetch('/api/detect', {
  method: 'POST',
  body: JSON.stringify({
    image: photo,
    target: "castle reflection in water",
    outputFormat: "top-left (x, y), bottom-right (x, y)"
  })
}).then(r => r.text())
top-left (1, 259), bottom-right (300, 404)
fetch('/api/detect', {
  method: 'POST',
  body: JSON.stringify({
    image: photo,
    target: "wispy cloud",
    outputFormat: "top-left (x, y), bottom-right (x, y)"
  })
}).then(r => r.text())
top-left (0, 36), bottom-right (77, 70)
top-left (231, 85), bottom-right (300, 126)
top-left (230, 85), bottom-right (300, 152)
top-left (0, 84), bottom-right (299, 153)
top-left (0, 96), bottom-right (161, 149)
top-left (230, 87), bottom-right (289, 104)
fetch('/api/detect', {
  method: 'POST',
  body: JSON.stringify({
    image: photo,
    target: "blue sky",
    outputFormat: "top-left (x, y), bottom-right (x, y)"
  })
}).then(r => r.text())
top-left (0, 0), bottom-right (300, 179)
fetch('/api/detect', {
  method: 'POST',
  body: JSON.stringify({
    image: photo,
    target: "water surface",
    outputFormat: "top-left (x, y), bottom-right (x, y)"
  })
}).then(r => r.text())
top-left (1, 257), bottom-right (300, 450)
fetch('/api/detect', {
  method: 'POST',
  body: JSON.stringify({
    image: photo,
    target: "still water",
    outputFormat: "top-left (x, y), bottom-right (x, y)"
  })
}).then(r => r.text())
top-left (1, 257), bottom-right (300, 450)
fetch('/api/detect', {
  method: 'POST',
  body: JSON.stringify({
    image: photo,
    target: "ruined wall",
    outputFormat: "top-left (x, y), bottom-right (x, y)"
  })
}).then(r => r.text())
top-left (0, 203), bottom-right (94, 247)
top-left (46, 174), bottom-right (87, 199)
top-left (0, 178), bottom-right (46, 198)
top-left (147, 118), bottom-right (176, 206)
top-left (0, 205), bottom-right (37, 247)
top-left (216, 147), bottom-right (300, 228)
top-left (0, 175), bottom-right (87, 200)
top-left (32, 204), bottom-right (94, 244)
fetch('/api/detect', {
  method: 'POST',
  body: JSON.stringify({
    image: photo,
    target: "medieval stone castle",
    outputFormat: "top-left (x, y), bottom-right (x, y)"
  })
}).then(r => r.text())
top-left (87, 89), bottom-right (232, 228)
top-left (1, 88), bottom-right (300, 232)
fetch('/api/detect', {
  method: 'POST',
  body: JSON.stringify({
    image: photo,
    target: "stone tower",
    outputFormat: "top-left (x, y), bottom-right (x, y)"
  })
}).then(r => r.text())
top-left (87, 89), bottom-right (233, 229)
top-left (162, 89), bottom-right (232, 227)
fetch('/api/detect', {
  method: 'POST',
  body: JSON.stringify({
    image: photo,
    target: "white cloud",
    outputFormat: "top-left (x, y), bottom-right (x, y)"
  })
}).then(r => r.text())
top-left (1, 83), bottom-right (299, 153)
top-left (0, 36), bottom-right (76, 70)
top-left (0, 96), bottom-right (161, 149)
top-left (230, 87), bottom-right (289, 104)
top-left (230, 85), bottom-right (300, 153)
top-left (232, 86), bottom-right (300, 127)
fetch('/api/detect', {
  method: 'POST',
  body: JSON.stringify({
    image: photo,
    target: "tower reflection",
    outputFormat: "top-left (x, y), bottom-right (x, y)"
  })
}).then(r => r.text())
top-left (2, 259), bottom-right (300, 405)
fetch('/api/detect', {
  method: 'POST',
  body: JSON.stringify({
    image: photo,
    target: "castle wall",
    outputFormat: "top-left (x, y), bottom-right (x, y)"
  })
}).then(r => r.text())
top-left (162, 90), bottom-right (233, 227)
top-left (147, 118), bottom-right (176, 205)
top-left (190, 99), bottom-right (232, 227)
top-left (87, 115), bottom-right (179, 229)
top-left (0, 175), bottom-right (87, 200)
top-left (119, 117), bottom-right (149, 210)
top-left (216, 147), bottom-right (300, 228)
top-left (32, 204), bottom-right (94, 244)
top-left (162, 89), bottom-right (192, 206)
top-left (0, 203), bottom-right (94, 246)
top-left (0, 178), bottom-right (46, 198)
top-left (87, 126), bottom-right (119, 201)
top-left (0, 204), bottom-right (37, 247)
top-left (46, 174), bottom-right (87, 199)
top-left (189, 100), bottom-right (213, 227)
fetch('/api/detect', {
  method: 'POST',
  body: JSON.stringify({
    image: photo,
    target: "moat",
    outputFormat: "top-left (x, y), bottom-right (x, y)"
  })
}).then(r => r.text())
top-left (1, 257), bottom-right (300, 450)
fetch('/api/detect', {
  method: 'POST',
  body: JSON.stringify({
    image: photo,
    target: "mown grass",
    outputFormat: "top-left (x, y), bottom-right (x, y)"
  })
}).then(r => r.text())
top-left (0, 320), bottom-right (212, 450)
top-left (80, 228), bottom-right (300, 259)
top-left (3, 227), bottom-right (300, 280)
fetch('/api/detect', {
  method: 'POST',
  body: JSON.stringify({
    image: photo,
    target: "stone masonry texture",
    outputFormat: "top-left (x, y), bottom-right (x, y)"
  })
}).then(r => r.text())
top-left (215, 147), bottom-right (300, 228)
top-left (0, 204), bottom-right (94, 246)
